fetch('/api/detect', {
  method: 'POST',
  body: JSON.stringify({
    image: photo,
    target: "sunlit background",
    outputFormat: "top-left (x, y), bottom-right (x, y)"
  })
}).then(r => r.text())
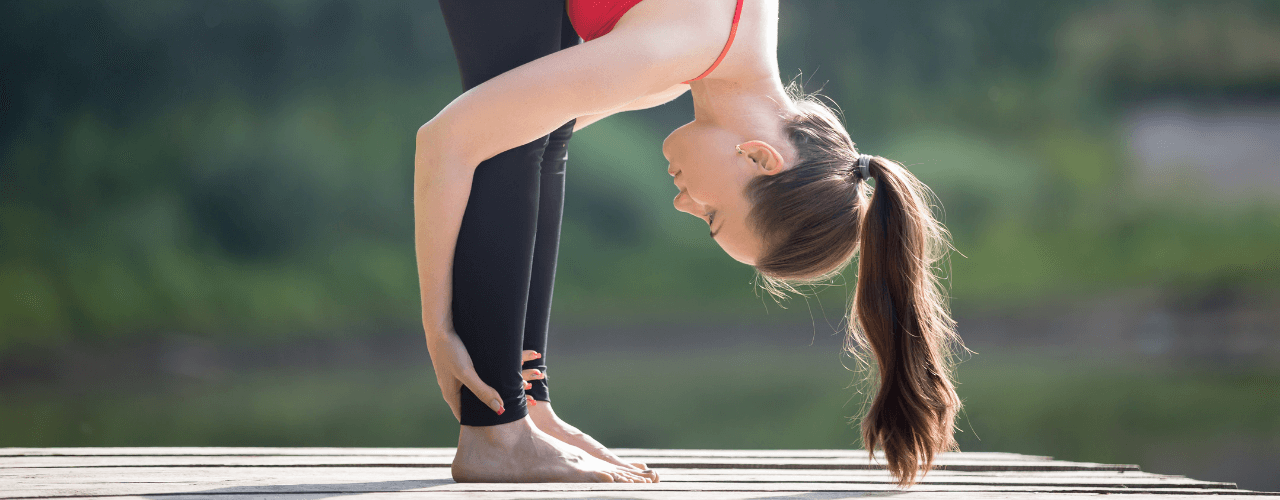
top-left (2, 0), bottom-right (1278, 492)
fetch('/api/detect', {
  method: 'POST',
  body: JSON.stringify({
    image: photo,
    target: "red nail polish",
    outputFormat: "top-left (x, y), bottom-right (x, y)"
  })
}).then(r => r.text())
top-left (496, 407), bottom-right (504, 415)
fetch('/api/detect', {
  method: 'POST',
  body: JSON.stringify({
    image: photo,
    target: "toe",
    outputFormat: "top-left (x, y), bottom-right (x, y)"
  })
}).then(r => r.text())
top-left (591, 471), bottom-right (614, 483)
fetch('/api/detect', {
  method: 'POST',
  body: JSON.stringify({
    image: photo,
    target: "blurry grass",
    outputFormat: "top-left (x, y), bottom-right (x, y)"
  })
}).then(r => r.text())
top-left (3, 347), bottom-right (1277, 465)
top-left (6, 111), bottom-right (1280, 351)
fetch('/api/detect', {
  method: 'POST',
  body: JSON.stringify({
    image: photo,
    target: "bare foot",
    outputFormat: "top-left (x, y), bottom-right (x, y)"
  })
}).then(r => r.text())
top-left (452, 416), bottom-right (651, 483)
top-left (528, 401), bottom-right (660, 482)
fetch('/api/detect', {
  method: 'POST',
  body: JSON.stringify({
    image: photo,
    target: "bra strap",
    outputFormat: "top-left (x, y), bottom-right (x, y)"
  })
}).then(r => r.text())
top-left (682, 0), bottom-right (744, 84)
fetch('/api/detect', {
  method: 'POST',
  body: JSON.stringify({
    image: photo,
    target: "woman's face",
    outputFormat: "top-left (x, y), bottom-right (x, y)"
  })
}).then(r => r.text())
top-left (662, 120), bottom-right (789, 266)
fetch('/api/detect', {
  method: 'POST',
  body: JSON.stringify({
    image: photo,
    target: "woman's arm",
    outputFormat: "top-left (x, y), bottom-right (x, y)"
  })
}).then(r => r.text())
top-left (414, 33), bottom-right (695, 417)
top-left (416, 36), bottom-right (685, 332)
top-left (573, 83), bottom-right (690, 132)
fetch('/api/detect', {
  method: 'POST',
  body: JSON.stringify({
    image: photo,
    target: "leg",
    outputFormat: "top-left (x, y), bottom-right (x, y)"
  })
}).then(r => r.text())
top-left (520, 121), bottom-right (575, 405)
top-left (441, 0), bottom-right (565, 428)
top-left (438, 0), bottom-right (646, 483)
top-left (520, 2), bottom-right (589, 403)
top-left (516, 12), bottom-right (657, 480)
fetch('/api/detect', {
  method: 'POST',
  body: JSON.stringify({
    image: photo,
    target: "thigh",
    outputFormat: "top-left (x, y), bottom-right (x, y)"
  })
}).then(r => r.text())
top-left (438, 0), bottom-right (571, 90)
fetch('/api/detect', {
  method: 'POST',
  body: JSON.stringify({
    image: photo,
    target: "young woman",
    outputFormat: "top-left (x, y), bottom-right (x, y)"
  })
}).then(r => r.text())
top-left (418, 0), bottom-right (962, 486)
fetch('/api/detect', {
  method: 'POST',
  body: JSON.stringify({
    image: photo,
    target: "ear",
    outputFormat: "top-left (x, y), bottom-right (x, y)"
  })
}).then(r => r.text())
top-left (739, 140), bottom-right (787, 175)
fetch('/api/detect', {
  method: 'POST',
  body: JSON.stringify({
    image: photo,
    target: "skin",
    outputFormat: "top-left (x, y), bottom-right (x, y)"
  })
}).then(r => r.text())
top-left (416, 0), bottom-right (801, 483)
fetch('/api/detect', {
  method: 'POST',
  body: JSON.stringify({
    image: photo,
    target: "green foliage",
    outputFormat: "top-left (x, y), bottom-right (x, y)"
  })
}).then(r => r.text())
top-left (2, 0), bottom-right (1279, 353)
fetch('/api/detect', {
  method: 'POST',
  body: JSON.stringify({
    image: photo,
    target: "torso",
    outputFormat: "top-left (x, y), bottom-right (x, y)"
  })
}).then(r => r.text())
top-left (568, 0), bottom-right (780, 87)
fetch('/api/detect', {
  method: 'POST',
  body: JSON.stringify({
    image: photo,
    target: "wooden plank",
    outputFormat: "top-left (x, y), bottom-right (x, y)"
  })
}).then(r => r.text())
top-left (0, 465), bottom-right (1226, 485)
top-left (16, 493), bottom-right (1279, 500)
top-left (0, 480), bottom-right (1264, 498)
top-left (0, 455), bottom-right (1137, 471)
top-left (0, 466), bottom-right (1213, 483)
top-left (0, 478), bottom-right (1261, 498)
top-left (0, 466), bottom-right (1241, 497)
top-left (0, 448), bottom-right (1269, 499)
top-left (0, 448), bottom-right (1049, 461)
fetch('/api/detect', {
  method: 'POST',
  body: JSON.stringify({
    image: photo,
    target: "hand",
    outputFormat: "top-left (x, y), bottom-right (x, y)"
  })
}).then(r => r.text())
top-left (519, 350), bottom-right (544, 407)
top-left (424, 328), bottom-right (504, 422)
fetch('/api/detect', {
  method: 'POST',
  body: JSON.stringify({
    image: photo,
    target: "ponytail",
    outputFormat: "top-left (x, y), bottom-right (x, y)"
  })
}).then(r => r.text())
top-left (851, 156), bottom-right (961, 486)
top-left (746, 84), bottom-right (962, 487)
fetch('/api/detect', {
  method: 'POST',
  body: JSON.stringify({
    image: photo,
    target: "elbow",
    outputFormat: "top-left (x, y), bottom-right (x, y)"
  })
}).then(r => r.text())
top-left (415, 121), bottom-right (446, 172)
top-left (416, 121), bottom-right (438, 153)
top-left (417, 118), bottom-right (439, 139)
top-left (415, 120), bottom-right (473, 176)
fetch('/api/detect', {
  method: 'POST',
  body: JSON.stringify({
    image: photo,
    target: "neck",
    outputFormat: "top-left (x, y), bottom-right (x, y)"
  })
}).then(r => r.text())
top-left (692, 73), bottom-right (793, 121)
top-left (690, 74), bottom-right (799, 151)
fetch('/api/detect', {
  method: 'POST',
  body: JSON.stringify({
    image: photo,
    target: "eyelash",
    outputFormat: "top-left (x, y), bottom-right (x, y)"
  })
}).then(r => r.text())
top-left (706, 211), bottom-right (716, 225)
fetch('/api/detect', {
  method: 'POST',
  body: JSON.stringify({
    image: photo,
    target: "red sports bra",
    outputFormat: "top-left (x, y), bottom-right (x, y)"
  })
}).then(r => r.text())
top-left (566, 0), bottom-right (744, 84)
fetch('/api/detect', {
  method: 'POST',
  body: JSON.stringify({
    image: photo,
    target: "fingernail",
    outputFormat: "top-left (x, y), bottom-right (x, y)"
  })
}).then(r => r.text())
top-left (492, 399), bottom-right (504, 415)
top-left (534, 353), bottom-right (541, 359)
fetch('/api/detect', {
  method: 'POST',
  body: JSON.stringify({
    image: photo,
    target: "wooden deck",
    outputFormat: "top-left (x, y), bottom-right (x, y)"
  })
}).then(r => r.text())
top-left (2, 447), bottom-right (1275, 499)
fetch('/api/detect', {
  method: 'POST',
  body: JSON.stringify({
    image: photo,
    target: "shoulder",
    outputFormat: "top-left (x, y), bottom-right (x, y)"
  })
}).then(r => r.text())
top-left (600, 0), bottom-right (746, 84)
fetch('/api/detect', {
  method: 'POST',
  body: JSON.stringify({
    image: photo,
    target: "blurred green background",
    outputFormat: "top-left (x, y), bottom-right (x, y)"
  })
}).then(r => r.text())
top-left (2, 0), bottom-right (1278, 492)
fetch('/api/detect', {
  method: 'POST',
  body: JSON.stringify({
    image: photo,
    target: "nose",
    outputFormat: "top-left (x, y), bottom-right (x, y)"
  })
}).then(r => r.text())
top-left (661, 134), bottom-right (671, 161)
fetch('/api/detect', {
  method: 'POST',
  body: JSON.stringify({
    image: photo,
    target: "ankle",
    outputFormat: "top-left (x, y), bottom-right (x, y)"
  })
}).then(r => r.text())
top-left (460, 416), bottom-right (535, 447)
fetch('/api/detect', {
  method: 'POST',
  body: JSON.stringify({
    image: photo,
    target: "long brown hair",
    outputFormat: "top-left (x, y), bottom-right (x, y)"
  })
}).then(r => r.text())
top-left (746, 83), bottom-right (963, 487)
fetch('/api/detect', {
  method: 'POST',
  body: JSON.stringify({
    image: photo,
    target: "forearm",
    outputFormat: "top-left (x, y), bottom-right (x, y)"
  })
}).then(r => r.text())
top-left (413, 123), bottom-right (474, 338)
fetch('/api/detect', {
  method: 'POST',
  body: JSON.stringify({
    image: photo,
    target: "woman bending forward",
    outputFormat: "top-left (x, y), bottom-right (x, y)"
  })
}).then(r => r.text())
top-left (418, 0), bottom-right (962, 486)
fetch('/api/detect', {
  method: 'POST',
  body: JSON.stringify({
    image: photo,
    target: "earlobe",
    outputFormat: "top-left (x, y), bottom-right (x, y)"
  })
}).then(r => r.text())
top-left (740, 140), bottom-right (786, 175)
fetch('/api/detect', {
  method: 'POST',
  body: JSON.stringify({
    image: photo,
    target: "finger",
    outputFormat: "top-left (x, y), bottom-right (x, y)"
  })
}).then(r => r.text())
top-left (521, 350), bottom-right (542, 362)
top-left (521, 368), bottom-right (545, 381)
top-left (524, 381), bottom-right (533, 390)
top-left (526, 395), bottom-right (537, 407)
top-left (459, 368), bottom-right (505, 415)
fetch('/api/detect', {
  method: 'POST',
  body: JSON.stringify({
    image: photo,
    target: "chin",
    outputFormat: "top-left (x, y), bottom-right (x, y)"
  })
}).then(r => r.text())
top-left (720, 246), bottom-right (756, 266)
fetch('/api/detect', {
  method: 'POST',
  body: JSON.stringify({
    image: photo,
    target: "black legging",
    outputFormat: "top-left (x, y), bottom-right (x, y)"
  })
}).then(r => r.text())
top-left (438, 0), bottom-right (580, 427)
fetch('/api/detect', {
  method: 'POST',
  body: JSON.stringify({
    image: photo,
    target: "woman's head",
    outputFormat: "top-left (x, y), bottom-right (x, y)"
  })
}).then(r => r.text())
top-left (671, 82), bottom-right (965, 486)
top-left (662, 106), bottom-right (797, 265)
